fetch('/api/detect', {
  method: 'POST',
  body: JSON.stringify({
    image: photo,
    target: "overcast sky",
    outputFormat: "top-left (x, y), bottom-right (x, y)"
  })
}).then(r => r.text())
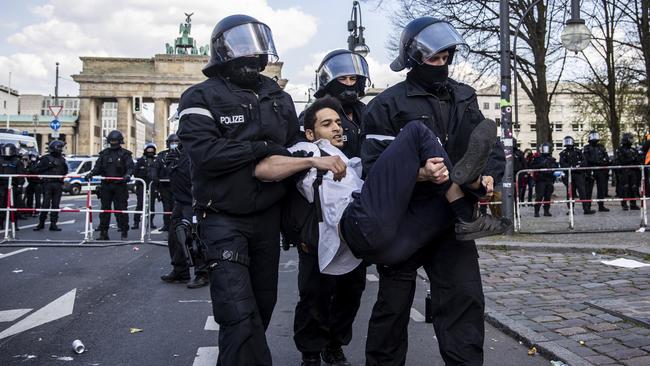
top-left (0, 0), bottom-right (409, 106)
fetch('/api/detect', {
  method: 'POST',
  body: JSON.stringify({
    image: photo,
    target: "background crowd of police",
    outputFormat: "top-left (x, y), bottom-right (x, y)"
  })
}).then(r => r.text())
top-left (512, 132), bottom-right (650, 216)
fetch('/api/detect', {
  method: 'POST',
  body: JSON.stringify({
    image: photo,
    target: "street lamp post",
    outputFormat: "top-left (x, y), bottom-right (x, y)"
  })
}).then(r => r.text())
top-left (347, 1), bottom-right (369, 57)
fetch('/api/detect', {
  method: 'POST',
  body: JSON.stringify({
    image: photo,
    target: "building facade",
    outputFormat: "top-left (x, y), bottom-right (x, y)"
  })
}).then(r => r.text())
top-left (1, 85), bottom-right (19, 115)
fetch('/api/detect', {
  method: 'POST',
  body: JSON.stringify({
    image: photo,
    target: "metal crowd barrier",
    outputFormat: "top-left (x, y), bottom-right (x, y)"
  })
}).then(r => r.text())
top-left (146, 179), bottom-right (172, 243)
top-left (514, 165), bottom-right (648, 232)
top-left (0, 174), bottom-right (148, 244)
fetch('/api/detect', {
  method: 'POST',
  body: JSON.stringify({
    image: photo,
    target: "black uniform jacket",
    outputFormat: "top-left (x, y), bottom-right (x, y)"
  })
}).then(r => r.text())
top-left (361, 77), bottom-right (505, 192)
top-left (34, 154), bottom-right (68, 182)
top-left (89, 148), bottom-right (134, 184)
top-left (168, 149), bottom-right (193, 206)
top-left (177, 74), bottom-right (301, 215)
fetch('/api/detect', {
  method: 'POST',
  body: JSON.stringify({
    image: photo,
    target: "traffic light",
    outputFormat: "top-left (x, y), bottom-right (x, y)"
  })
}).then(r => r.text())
top-left (132, 96), bottom-right (142, 113)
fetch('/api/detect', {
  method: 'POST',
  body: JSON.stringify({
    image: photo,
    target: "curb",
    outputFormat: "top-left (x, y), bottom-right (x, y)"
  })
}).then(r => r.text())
top-left (475, 240), bottom-right (650, 259)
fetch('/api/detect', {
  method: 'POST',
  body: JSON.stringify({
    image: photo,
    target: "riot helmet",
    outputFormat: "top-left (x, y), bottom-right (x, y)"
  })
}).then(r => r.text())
top-left (563, 136), bottom-right (575, 148)
top-left (166, 133), bottom-right (181, 150)
top-left (29, 153), bottom-right (38, 162)
top-left (314, 49), bottom-right (370, 105)
top-left (49, 140), bottom-right (65, 156)
top-left (621, 132), bottom-right (633, 147)
top-left (202, 14), bottom-right (278, 86)
top-left (144, 142), bottom-right (156, 157)
top-left (106, 130), bottom-right (124, 149)
top-left (588, 130), bottom-right (600, 144)
top-left (2, 143), bottom-right (17, 157)
top-left (540, 142), bottom-right (552, 155)
top-left (390, 17), bottom-right (468, 72)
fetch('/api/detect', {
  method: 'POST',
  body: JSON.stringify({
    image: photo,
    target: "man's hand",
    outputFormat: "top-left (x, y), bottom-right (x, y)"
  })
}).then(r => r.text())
top-left (418, 157), bottom-right (449, 184)
top-left (481, 175), bottom-right (494, 198)
top-left (312, 156), bottom-right (347, 181)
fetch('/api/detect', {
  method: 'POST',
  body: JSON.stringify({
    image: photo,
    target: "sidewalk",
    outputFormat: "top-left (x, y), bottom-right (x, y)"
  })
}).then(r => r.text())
top-left (437, 231), bottom-right (650, 366)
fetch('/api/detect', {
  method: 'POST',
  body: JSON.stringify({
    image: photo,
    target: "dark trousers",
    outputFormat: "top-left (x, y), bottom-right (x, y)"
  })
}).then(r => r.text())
top-left (133, 182), bottom-right (155, 224)
top-left (526, 176), bottom-right (535, 202)
top-left (0, 185), bottom-right (7, 221)
top-left (199, 204), bottom-right (281, 366)
top-left (617, 169), bottom-right (639, 207)
top-left (534, 180), bottom-right (554, 212)
top-left (563, 173), bottom-right (589, 211)
top-left (293, 249), bottom-right (366, 354)
top-left (517, 173), bottom-right (527, 202)
top-left (366, 227), bottom-right (485, 366)
top-left (158, 183), bottom-right (173, 228)
top-left (40, 182), bottom-right (63, 222)
top-left (98, 183), bottom-right (129, 232)
top-left (25, 182), bottom-right (42, 212)
top-left (586, 169), bottom-right (609, 207)
top-left (341, 121), bottom-right (453, 265)
top-left (168, 202), bottom-right (206, 276)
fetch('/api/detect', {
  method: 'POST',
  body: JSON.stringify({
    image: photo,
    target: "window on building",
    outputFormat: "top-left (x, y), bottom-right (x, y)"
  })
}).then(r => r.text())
top-left (495, 118), bottom-right (501, 124)
top-left (2, 101), bottom-right (5, 109)
top-left (531, 124), bottom-right (537, 132)
top-left (531, 142), bottom-right (537, 149)
top-left (555, 123), bottom-right (563, 132)
top-left (494, 103), bottom-right (500, 110)
top-left (483, 102), bottom-right (490, 110)
top-left (555, 142), bottom-right (563, 149)
top-left (572, 123), bottom-right (580, 131)
top-left (513, 123), bottom-right (520, 132)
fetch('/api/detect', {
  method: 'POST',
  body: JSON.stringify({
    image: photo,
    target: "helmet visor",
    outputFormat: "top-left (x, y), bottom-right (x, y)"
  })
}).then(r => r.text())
top-left (317, 53), bottom-right (370, 89)
top-left (589, 132), bottom-right (600, 141)
top-left (563, 137), bottom-right (574, 146)
top-left (541, 145), bottom-right (551, 154)
top-left (407, 21), bottom-right (468, 65)
top-left (215, 23), bottom-right (279, 63)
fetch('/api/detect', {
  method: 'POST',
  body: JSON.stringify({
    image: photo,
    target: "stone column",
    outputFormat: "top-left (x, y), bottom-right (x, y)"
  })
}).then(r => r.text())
top-left (78, 98), bottom-right (100, 155)
top-left (117, 97), bottom-right (135, 153)
top-left (154, 98), bottom-right (170, 150)
top-left (64, 133), bottom-right (73, 155)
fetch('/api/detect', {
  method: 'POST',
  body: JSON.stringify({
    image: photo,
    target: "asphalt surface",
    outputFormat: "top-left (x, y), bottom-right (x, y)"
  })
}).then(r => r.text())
top-left (0, 196), bottom-right (550, 365)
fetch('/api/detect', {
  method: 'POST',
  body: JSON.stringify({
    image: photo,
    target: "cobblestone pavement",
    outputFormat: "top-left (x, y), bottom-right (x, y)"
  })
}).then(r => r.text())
top-left (480, 249), bottom-right (650, 366)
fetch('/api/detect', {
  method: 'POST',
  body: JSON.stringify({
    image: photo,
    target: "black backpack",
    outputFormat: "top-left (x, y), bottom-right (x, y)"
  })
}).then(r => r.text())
top-left (280, 151), bottom-right (328, 253)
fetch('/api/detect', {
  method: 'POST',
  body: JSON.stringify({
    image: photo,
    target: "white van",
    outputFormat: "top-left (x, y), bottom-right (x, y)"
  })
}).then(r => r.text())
top-left (64, 155), bottom-right (99, 195)
top-left (0, 130), bottom-right (39, 155)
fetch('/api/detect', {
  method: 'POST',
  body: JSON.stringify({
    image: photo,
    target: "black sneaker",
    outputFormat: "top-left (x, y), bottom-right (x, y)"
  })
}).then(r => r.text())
top-left (451, 119), bottom-right (497, 186)
top-left (598, 206), bottom-right (610, 212)
top-left (321, 347), bottom-right (351, 366)
top-left (631, 205), bottom-right (641, 211)
top-left (455, 214), bottom-right (512, 241)
top-left (98, 230), bottom-right (110, 241)
top-left (301, 352), bottom-right (321, 366)
top-left (131, 223), bottom-right (140, 230)
top-left (187, 275), bottom-right (209, 289)
top-left (121, 231), bottom-right (128, 240)
top-left (543, 211), bottom-right (552, 217)
top-left (160, 270), bottom-right (190, 283)
top-left (583, 209), bottom-right (596, 215)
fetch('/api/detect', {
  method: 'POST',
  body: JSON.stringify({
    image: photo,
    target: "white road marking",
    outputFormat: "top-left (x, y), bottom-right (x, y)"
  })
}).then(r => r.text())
top-left (178, 300), bottom-right (211, 303)
top-left (366, 274), bottom-right (379, 282)
top-left (150, 228), bottom-right (163, 235)
top-left (0, 288), bottom-right (77, 340)
top-left (204, 316), bottom-right (219, 331)
top-left (0, 248), bottom-right (38, 260)
top-left (19, 220), bottom-right (75, 230)
top-left (410, 308), bottom-right (425, 323)
top-left (0, 309), bottom-right (32, 322)
top-left (192, 347), bottom-right (219, 366)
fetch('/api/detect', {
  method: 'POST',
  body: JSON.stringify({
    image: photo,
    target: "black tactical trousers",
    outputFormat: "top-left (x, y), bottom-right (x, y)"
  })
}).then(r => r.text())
top-left (617, 169), bottom-right (639, 207)
top-left (366, 227), bottom-right (485, 366)
top-left (133, 182), bottom-right (155, 224)
top-left (25, 182), bottom-right (42, 212)
top-left (168, 202), bottom-right (206, 276)
top-left (534, 180), bottom-right (554, 212)
top-left (198, 204), bottom-right (281, 366)
top-left (563, 173), bottom-right (590, 211)
top-left (98, 183), bottom-right (129, 232)
top-left (293, 249), bottom-right (366, 354)
top-left (158, 183), bottom-right (173, 228)
top-left (40, 182), bottom-right (63, 222)
top-left (586, 170), bottom-right (609, 207)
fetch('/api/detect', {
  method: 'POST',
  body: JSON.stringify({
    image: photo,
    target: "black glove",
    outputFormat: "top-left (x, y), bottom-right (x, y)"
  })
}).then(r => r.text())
top-left (123, 175), bottom-right (131, 182)
top-left (165, 149), bottom-right (180, 164)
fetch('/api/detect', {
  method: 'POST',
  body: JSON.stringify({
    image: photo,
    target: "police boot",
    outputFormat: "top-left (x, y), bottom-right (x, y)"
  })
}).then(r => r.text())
top-left (98, 230), bottom-right (110, 241)
top-left (131, 221), bottom-right (140, 230)
top-left (187, 274), bottom-right (209, 289)
top-left (622, 202), bottom-right (629, 211)
top-left (149, 218), bottom-right (157, 229)
top-left (534, 207), bottom-right (540, 217)
top-left (321, 347), bottom-right (351, 366)
top-left (49, 221), bottom-right (62, 231)
top-left (631, 201), bottom-right (640, 210)
top-left (160, 270), bottom-right (190, 283)
top-left (543, 208), bottom-right (552, 217)
top-left (598, 203), bottom-right (610, 212)
top-left (120, 230), bottom-right (128, 240)
top-left (33, 219), bottom-right (46, 231)
top-left (301, 352), bottom-right (321, 366)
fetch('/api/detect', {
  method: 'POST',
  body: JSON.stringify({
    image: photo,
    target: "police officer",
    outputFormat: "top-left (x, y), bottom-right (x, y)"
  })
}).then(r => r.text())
top-left (32, 140), bottom-right (68, 231)
top-left (583, 130), bottom-right (611, 212)
top-left (153, 134), bottom-right (178, 231)
top-left (24, 153), bottom-right (42, 217)
top-left (160, 139), bottom-right (208, 288)
top-left (559, 136), bottom-right (595, 215)
top-left (513, 138), bottom-right (528, 203)
top-left (177, 14), bottom-right (300, 365)
top-left (0, 144), bottom-right (25, 223)
top-left (531, 142), bottom-right (557, 217)
top-left (614, 133), bottom-right (641, 210)
top-left (87, 130), bottom-right (134, 240)
top-left (311, 49), bottom-right (369, 158)
top-left (360, 17), bottom-right (505, 366)
top-left (132, 143), bottom-right (157, 229)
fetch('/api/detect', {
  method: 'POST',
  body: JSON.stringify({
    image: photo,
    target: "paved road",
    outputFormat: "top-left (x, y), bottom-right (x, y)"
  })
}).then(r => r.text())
top-left (0, 240), bottom-right (550, 365)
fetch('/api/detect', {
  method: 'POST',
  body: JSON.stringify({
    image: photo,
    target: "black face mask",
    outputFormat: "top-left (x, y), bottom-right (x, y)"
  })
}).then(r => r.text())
top-left (589, 140), bottom-right (599, 146)
top-left (223, 57), bottom-right (262, 88)
top-left (326, 81), bottom-right (359, 107)
top-left (145, 151), bottom-right (155, 158)
top-left (410, 63), bottom-right (449, 90)
top-left (51, 150), bottom-right (62, 157)
top-left (109, 140), bottom-right (120, 150)
top-left (565, 145), bottom-right (574, 150)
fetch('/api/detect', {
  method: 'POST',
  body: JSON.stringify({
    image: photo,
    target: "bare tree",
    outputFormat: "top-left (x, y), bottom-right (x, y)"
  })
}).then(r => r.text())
top-left (380, 0), bottom-right (570, 145)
